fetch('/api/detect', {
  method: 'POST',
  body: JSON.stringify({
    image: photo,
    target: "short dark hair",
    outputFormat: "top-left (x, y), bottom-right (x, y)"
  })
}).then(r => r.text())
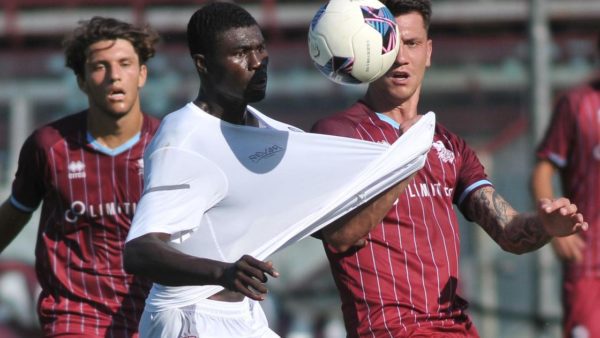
top-left (187, 1), bottom-right (259, 56)
top-left (381, 0), bottom-right (432, 34)
top-left (63, 16), bottom-right (159, 78)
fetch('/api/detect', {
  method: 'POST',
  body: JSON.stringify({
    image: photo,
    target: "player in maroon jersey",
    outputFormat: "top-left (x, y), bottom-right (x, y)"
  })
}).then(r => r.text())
top-left (311, 0), bottom-right (588, 337)
top-left (531, 33), bottom-right (600, 338)
top-left (0, 17), bottom-right (160, 337)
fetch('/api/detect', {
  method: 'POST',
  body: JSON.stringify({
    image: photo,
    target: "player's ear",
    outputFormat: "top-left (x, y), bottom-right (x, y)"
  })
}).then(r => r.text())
top-left (192, 53), bottom-right (208, 74)
top-left (426, 39), bottom-right (432, 67)
top-left (138, 64), bottom-right (148, 88)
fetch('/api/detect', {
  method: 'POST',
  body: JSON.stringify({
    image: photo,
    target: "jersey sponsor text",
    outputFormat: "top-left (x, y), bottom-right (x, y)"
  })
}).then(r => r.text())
top-left (406, 181), bottom-right (454, 198)
top-left (65, 200), bottom-right (138, 223)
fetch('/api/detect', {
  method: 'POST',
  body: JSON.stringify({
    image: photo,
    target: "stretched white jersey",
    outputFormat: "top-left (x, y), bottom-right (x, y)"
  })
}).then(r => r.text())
top-left (127, 103), bottom-right (435, 310)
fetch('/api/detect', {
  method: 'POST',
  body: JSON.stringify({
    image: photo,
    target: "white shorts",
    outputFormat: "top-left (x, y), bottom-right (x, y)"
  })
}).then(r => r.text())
top-left (139, 297), bottom-right (279, 338)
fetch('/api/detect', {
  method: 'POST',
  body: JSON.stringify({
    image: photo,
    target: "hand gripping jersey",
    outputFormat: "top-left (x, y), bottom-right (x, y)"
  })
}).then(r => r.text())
top-left (127, 103), bottom-right (435, 310)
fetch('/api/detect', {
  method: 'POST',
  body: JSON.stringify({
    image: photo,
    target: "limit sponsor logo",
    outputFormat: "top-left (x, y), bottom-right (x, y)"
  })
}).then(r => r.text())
top-left (64, 200), bottom-right (137, 223)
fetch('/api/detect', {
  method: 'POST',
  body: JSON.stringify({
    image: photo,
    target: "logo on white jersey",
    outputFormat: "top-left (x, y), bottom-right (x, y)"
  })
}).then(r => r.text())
top-left (68, 161), bottom-right (86, 179)
top-left (137, 158), bottom-right (144, 175)
top-left (249, 144), bottom-right (284, 162)
top-left (432, 140), bottom-right (455, 164)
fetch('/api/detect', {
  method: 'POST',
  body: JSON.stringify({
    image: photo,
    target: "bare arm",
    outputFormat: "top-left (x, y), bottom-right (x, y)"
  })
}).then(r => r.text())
top-left (464, 186), bottom-right (587, 255)
top-left (0, 199), bottom-right (33, 254)
top-left (531, 159), bottom-right (556, 200)
top-left (322, 173), bottom-right (414, 253)
top-left (124, 233), bottom-right (279, 300)
top-left (531, 159), bottom-right (585, 262)
top-left (320, 116), bottom-right (422, 253)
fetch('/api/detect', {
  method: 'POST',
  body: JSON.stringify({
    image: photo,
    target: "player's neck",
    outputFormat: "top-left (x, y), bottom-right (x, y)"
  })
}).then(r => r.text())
top-left (86, 107), bottom-right (144, 149)
top-left (381, 107), bottom-right (416, 125)
top-left (194, 97), bottom-right (254, 126)
top-left (363, 93), bottom-right (420, 124)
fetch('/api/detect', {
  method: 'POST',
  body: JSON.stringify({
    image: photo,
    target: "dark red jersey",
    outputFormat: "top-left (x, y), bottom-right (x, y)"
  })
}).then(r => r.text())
top-left (536, 80), bottom-right (600, 279)
top-left (10, 111), bottom-right (159, 337)
top-left (312, 101), bottom-right (490, 337)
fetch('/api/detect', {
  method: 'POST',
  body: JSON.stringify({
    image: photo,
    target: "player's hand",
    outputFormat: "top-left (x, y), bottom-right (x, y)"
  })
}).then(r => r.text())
top-left (538, 197), bottom-right (588, 237)
top-left (551, 234), bottom-right (585, 263)
top-left (219, 255), bottom-right (279, 301)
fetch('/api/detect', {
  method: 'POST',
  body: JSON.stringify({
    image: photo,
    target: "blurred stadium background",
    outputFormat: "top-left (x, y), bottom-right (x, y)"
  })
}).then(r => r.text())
top-left (0, 0), bottom-right (598, 337)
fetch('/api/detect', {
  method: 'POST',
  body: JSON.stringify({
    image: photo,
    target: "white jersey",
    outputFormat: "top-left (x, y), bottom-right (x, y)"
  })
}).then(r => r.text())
top-left (127, 102), bottom-right (435, 311)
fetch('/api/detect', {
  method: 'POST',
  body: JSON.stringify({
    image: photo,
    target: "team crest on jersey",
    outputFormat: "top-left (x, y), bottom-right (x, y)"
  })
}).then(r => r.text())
top-left (432, 140), bottom-right (455, 164)
top-left (137, 158), bottom-right (144, 175)
top-left (68, 161), bottom-right (86, 179)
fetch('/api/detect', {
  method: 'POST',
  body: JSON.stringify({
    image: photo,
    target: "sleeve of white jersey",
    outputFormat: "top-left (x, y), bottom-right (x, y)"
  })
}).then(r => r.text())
top-left (126, 146), bottom-right (227, 242)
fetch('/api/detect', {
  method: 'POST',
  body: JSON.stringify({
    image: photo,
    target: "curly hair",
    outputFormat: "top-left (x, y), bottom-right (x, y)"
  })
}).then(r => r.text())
top-left (63, 16), bottom-right (160, 78)
top-left (187, 1), bottom-right (259, 57)
top-left (381, 0), bottom-right (432, 33)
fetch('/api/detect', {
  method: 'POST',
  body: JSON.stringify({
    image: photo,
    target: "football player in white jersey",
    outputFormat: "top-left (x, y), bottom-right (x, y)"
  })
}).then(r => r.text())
top-left (124, 3), bottom-right (282, 337)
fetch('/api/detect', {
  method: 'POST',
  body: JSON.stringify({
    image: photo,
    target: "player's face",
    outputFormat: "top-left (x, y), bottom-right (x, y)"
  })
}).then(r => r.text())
top-left (370, 11), bottom-right (432, 104)
top-left (78, 38), bottom-right (147, 119)
top-left (207, 25), bottom-right (268, 103)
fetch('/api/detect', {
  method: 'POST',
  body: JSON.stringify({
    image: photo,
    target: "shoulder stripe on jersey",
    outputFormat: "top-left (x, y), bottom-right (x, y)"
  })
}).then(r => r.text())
top-left (548, 152), bottom-right (567, 168)
top-left (145, 184), bottom-right (191, 194)
top-left (457, 179), bottom-right (493, 205)
top-left (9, 195), bottom-right (37, 213)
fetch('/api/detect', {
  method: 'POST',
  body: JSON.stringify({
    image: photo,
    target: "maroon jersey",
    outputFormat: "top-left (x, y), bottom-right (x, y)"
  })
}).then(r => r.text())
top-left (536, 81), bottom-right (600, 279)
top-left (10, 111), bottom-right (159, 337)
top-left (312, 101), bottom-right (490, 337)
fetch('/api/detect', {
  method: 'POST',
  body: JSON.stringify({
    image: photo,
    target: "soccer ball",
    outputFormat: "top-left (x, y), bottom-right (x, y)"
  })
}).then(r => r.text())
top-left (308, 0), bottom-right (399, 85)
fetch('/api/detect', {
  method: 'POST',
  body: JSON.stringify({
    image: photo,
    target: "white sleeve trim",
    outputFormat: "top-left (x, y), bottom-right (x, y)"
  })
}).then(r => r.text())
top-left (458, 179), bottom-right (493, 206)
top-left (548, 152), bottom-right (567, 168)
top-left (9, 196), bottom-right (36, 213)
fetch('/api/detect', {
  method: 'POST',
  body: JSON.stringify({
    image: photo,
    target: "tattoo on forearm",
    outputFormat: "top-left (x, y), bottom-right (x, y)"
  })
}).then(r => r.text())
top-left (502, 217), bottom-right (550, 253)
top-left (466, 187), bottom-right (550, 254)
top-left (490, 190), bottom-right (510, 226)
top-left (466, 188), bottom-right (507, 241)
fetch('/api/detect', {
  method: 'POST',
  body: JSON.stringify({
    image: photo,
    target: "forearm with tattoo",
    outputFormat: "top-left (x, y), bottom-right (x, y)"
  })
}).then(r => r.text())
top-left (465, 186), bottom-right (551, 254)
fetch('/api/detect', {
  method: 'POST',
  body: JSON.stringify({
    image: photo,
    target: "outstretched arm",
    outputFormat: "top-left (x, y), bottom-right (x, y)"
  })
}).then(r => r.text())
top-left (464, 186), bottom-right (587, 255)
top-left (531, 159), bottom-right (586, 262)
top-left (0, 199), bottom-right (33, 254)
top-left (124, 233), bottom-right (279, 300)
